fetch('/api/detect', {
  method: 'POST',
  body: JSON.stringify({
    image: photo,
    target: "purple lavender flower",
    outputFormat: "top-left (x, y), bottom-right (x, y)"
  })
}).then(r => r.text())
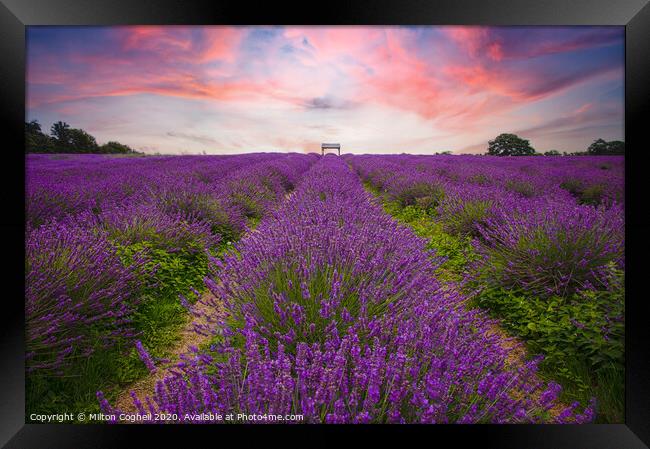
top-left (103, 156), bottom-right (594, 424)
top-left (135, 340), bottom-right (157, 373)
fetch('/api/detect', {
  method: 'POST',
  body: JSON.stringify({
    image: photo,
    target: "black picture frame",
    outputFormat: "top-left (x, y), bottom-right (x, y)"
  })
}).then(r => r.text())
top-left (2, 0), bottom-right (648, 447)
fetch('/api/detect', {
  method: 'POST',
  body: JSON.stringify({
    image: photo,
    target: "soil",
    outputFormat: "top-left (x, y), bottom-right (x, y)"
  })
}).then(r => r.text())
top-left (113, 291), bottom-right (224, 414)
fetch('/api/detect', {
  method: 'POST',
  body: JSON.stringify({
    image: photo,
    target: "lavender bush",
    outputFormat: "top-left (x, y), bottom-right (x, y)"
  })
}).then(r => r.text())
top-left (347, 153), bottom-right (625, 296)
top-left (347, 153), bottom-right (624, 421)
top-left (26, 153), bottom-right (317, 419)
top-left (105, 157), bottom-right (593, 423)
top-left (26, 219), bottom-right (143, 375)
top-left (475, 199), bottom-right (624, 297)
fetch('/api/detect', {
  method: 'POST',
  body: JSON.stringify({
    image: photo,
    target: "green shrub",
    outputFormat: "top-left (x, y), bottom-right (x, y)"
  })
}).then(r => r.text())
top-left (26, 240), bottom-right (207, 420)
top-left (473, 265), bottom-right (624, 422)
top-left (226, 263), bottom-right (399, 355)
top-left (386, 203), bottom-right (477, 278)
top-left (158, 192), bottom-right (240, 242)
top-left (117, 241), bottom-right (209, 300)
top-left (228, 179), bottom-right (277, 220)
top-left (469, 173), bottom-right (490, 185)
top-left (394, 182), bottom-right (445, 212)
top-left (505, 179), bottom-right (536, 198)
top-left (580, 184), bottom-right (606, 206)
top-left (560, 179), bottom-right (608, 207)
top-left (560, 178), bottom-right (585, 196)
top-left (440, 199), bottom-right (494, 238)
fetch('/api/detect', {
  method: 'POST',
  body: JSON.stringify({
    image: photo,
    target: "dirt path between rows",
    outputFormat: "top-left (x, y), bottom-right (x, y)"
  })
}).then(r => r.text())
top-left (113, 192), bottom-right (295, 414)
top-left (113, 174), bottom-right (568, 421)
top-left (361, 174), bottom-right (569, 420)
top-left (113, 291), bottom-right (224, 413)
top-left (441, 279), bottom-right (567, 420)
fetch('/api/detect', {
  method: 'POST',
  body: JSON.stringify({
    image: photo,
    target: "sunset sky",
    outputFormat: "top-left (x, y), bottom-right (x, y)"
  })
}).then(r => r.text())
top-left (26, 26), bottom-right (624, 155)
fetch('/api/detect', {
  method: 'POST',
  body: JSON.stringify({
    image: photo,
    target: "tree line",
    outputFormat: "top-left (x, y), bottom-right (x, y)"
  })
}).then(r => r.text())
top-left (486, 133), bottom-right (625, 156)
top-left (25, 120), bottom-right (142, 154)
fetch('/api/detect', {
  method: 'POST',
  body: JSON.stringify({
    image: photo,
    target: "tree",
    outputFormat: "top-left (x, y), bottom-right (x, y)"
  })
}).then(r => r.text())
top-left (487, 133), bottom-right (535, 156)
top-left (25, 120), bottom-right (55, 153)
top-left (50, 121), bottom-right (72, 151)
top-left (99, 141), bottom-right (136, 154)
top-left (607, 140), bottom-right (625, 155)
top-left (25, 120), bottom-right (42, 134)
top-left (50, 121), bottom-right (71, 142)
top-left (544, 150), bottom-right (561, 156)
top-left (587, 138), bottom-right (608, 155)
top-left (26, 119), bottom-right (142, 154)
top-left (68, 128), bottom-right (99, 153)
top-left (50, 122), bottom-right (99, 153)
top-left (587, 139), bottom-right (625, 155)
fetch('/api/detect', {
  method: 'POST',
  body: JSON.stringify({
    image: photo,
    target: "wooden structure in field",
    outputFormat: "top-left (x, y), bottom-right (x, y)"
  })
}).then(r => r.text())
top-left (321, 143), bottom-right (341, 156)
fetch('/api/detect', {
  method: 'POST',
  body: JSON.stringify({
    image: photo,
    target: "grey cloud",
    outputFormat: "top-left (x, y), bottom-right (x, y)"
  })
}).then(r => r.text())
top-left (303, 96), bottom-right (356, 110)
top-left (166, 131), bottom-right (219, 146)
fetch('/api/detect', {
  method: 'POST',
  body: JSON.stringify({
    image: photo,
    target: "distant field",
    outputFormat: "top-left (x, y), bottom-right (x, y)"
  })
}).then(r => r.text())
top-left (25, 153), bottom-right (624, 424)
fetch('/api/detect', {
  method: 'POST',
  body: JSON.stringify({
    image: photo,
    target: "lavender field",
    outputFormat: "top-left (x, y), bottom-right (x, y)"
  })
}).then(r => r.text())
top-left (26, 153), bottom-right (624, 424)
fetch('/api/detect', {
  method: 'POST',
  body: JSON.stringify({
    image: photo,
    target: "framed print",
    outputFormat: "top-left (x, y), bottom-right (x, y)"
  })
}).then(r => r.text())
top-left (1, 0), bottom-right (649, 447)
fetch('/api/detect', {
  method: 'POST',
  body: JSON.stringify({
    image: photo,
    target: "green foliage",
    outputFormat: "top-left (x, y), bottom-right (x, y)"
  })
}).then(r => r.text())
top-left (505, 179), bottom-right (536, 198)
top-left (587, 138), bottom-right (625, 155)
top-left (383, 202), bottom-right (478, 280)
top-left (25, 120), bottom-right (56, 153)
top-left (158, 193), bottom-right (241, 243)
top-left (473, 266), bottom-right (624, 422)
top-left (369, 183), bottom-right (478, 280)
top-left (366, 181), bottom-right (624, 422)
top-left (439, 199), bottom-right (493, 238)
top-left (117, 241), bottom-right (209, 300)
top-left (560, 178), bottom-right (585, 196)
top-left (104, 216), bottom-right (214, 257)
top-left (560, 179), bottom-right (607, 206)
top-left (50, 121), bottom-right (71, 143)
top-left (26, 120), bottom-right (141, 154)
top-left (544, 150), bottom-right (561, 156)
top-left (394, 181), bottom-right (446, 212)
top-left (67, 128), bottom-right (99, 153)
top-left (478, 218), bottom-right (622, 298)
top-left (231, 191), bottom-right (266, 219)
top-left (580, 184), bottom-right (606, 206)
top-left (486, 133), bottom-right (536, 156)
top-left (469, 173), bottom-right (491, 185)
top-left (228, 179), bottom-right (277, 220)
top-left (27, 237), bottom-right (209, 420)
top-left (27, 291), bottom-right (191, 422)
top-left (226, 263), bottom-right (403, 355)
top-left (50, 121), bottom-right (101, 153)
top-left (99, 141), bottom-right (138, 154)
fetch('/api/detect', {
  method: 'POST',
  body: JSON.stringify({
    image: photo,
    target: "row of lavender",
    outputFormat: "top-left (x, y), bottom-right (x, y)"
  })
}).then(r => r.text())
top-left (26, 153), bottom-right (317, 376)
top-left (102, 156), bottom-right (592, 423)
top-left (347, 154), bottom-right (624, 297)
top-left (346, 153), bottom-right (625, 421)
top-left (351, 154), bottom-right (624, 207)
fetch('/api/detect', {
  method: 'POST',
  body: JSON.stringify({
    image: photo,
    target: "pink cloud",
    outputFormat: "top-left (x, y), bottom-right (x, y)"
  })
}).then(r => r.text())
top-left (444, 27), bottom-right (491, 58)
top-left (26, 26), bottom-right (623, 154)
top-left (573, 102), bottom-right (594, 115)
top-left (487, 42), bottom-right (504, 61)
top-left (445, 59), bottom-right (617, 103)
top-left (116, 26), bottom-right (245, 63)
top-left (443, 26), bottom-right (622, 62)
